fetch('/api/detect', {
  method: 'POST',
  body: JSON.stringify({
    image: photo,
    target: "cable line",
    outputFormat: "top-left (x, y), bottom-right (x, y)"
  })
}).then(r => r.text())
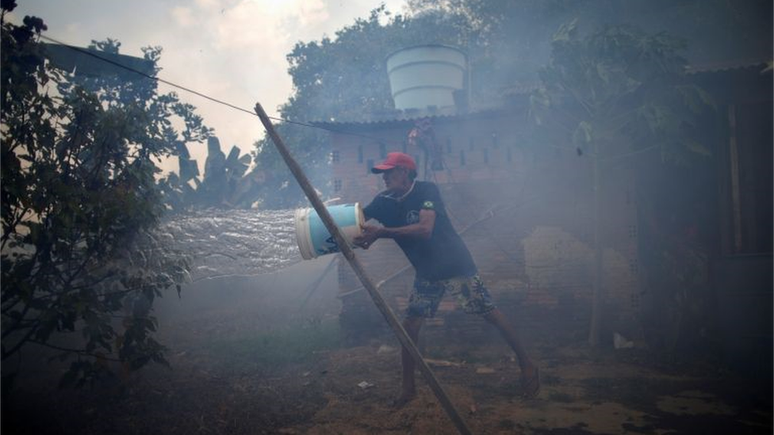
top-left (37, 34), bottom-right (408, 149)
top-left (38, 34), bottom-right (649, 165)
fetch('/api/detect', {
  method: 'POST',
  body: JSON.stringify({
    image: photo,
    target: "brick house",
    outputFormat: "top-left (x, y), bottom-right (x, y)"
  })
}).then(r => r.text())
top-left (315, 97), bottom-right (641, 344)
top-left (312, 56), bottom-right (771, 352)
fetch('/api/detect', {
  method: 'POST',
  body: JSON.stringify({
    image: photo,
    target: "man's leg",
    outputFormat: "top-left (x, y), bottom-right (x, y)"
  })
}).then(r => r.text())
top-left (457, 275), bottom-right (539, 398)
top-left (397, 316), bottom-right (424, 406)
top-left (397, 277), bottom-right (444, 406)
top-left (483, 307), bottom-right (540, 397)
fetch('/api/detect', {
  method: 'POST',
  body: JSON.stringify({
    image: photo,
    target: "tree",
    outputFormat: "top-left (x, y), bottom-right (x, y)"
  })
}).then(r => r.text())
top-left (253, 6), bottom-right (472, 208)
top-left (530, 21), bottom-right (715, 346)
top-left (410, 0), bottom-right (770, 92)
top-left (254, 0), bottom-right (767, 209)
top-left (160, 136), bottom-right (254, 211)
top-left (1, 3), bottom-right (210, 388)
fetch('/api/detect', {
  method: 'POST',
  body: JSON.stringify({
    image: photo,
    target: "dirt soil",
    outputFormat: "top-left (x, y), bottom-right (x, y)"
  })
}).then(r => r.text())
top-left (3, 308), bottom-right (772, 435)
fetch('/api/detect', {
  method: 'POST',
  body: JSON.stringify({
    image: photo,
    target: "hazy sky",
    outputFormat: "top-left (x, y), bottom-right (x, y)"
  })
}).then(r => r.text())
top-left (10, 0), bottom-right (405, 171)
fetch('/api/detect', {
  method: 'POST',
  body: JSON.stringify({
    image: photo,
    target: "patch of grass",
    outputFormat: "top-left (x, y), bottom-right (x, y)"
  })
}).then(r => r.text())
top-left (205, 320), bottom-right (341, 369)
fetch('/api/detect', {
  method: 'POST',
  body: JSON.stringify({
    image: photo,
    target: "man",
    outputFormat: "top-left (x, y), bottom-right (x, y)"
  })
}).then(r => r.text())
top-left (354, 152), bottom-right (540, 406)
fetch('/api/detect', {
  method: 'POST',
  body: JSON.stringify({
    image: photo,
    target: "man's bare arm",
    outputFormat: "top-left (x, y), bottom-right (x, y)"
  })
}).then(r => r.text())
top-left (354, 209), bottom-right (435, 248)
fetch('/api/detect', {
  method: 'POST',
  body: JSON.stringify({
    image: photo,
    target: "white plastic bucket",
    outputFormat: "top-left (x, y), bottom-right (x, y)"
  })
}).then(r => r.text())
top-left (294, 203), bottom-right (364, 260)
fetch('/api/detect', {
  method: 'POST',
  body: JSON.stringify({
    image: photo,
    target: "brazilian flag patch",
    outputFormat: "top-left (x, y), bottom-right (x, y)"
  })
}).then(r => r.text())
top-left (422, 200), bottom-right (435, 210)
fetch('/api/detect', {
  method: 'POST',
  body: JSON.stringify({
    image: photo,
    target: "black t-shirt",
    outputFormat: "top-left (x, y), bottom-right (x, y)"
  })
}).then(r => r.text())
top-left (362, 181), bottom-right (477, 281)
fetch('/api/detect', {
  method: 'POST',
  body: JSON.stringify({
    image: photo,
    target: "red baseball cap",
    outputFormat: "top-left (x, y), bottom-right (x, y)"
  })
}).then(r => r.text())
top-left (371, 152), bottom-right (416, 173)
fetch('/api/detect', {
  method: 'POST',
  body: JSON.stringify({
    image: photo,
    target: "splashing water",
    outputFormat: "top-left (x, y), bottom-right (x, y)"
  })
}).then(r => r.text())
top-left (158, 208), bottom-right (302, 281)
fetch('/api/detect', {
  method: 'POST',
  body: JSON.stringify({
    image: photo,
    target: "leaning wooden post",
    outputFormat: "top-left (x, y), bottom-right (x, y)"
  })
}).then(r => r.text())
top-left (254, 103), bottom-right (473, 435)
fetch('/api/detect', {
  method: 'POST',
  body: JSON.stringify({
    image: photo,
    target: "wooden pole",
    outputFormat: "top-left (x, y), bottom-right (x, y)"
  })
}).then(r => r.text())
top-left (254, 103), bottom-right (473, 435)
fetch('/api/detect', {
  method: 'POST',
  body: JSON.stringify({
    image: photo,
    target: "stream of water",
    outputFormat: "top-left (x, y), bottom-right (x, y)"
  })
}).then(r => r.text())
top-left (158, 208), bottom-right (302, 281)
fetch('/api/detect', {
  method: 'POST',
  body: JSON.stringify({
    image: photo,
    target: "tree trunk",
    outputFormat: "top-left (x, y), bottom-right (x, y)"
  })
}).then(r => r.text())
top-left (589, 144), bottom-right (604, 346)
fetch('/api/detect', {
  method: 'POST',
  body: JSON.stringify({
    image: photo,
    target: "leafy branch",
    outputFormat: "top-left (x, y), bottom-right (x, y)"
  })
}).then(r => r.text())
top-left (1, 5), bottom-right (205, 389)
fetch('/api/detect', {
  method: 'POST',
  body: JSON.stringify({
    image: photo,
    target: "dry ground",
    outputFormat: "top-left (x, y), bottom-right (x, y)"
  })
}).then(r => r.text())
top-left (3, 301), bottom-right (771, 435)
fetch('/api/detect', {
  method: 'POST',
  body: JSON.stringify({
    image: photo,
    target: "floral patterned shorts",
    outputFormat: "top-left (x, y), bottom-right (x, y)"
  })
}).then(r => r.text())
top-left (406, 274), bottom-right (496, 318)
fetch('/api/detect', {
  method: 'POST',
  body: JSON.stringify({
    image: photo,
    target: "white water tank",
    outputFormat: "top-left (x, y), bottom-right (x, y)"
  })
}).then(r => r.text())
top-left (386, 45), bottom-right (467, 112)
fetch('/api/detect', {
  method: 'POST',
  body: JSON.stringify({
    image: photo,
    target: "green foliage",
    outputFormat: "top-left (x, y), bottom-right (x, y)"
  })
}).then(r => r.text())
top-left (254, 6), bottom-right (472, 208)
top-left (530, 21), bottom-right (715, 162)
top-left (253, 0), bottom-right (765, 208)
top-left (1, 8), bottom-right (209, 387)
top-left (530, 19), bottom-right (719, 346)
top-left (161, 136), bottom-right (258, 211)
top-left (413, 0), bottom-right (770, 89)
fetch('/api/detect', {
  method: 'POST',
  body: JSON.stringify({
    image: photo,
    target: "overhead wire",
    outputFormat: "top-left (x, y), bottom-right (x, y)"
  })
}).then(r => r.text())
top-left (38, 35), bottom-right (653, 296)
top-left (37, 34), bottom-right (410, 150)
top-left (39, 33), bottom-right (658, 170)
top-left (38, 33), bottom-right (626, 168)
top-left (40, 35), bottom-right (257, 117)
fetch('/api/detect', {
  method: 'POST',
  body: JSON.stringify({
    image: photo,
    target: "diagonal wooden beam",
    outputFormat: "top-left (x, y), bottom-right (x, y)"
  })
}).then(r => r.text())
top-left (254, 103), bottom-right (473, 435)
